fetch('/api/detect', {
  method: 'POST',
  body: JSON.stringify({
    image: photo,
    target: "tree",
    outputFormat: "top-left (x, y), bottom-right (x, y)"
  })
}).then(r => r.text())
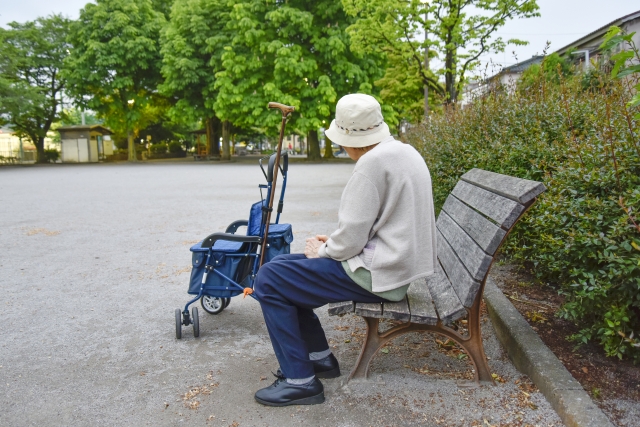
top-left (59, 108), bottom-right (102, 126)
top-left (343, 0), bottom-right (539, 111)
top-left (375, 46), bottom-right (438, 125)
top-left (214, 0), bottom-right (386, 160)
top-left (64, 0), bottom-right (166, 161)
top-left (0, 15), bottom-right (72, 163)
top-left (160, 0), bottom-right (232, 158)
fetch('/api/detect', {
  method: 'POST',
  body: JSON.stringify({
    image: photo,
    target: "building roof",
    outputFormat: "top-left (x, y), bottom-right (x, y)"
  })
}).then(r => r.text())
top-left (484, 55), bottom-right (544, 83)
top-left (56, 125), bottom-right (113, 135)
top-left (501, 55), bottom-right (545, 74)
top-left (556, 9), bottom-right (640, 55)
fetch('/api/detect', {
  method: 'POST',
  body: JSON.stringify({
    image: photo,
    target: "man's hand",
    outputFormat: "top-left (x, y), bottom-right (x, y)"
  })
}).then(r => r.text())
top-left (305, 237), bottom-right (325, 259)
top-left (315, 235), bottom-right (329, 243)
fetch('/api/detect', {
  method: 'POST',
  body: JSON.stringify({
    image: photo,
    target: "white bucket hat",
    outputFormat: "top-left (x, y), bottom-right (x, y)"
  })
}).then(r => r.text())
top-left (325, 94), bottom-right (391, 148)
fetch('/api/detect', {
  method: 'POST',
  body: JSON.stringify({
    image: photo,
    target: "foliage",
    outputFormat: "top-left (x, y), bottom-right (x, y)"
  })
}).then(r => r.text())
top-left (168, 141), bottom-right (184, 153)
top-left (43, 148), bottom-right (60, 163)
top-left (150, 142), bottom-right (168, 154)
top-left (374, 47), bottom-right (438, 124)
top-left (0, 15), bottom-right (72, 163)
top-left (159, 0), bottom-right (231, 156)
top-left (0, 155), bottom-right (18, 164)
top-left (342, 0), bottom-right (539, 110)
top-left (59, 108), bottom-right (102, 126)
top-left (65, 0), bottom-right (166, 162)
top-left (600, 26), bottom-right (640, 119)
top-left (406, 65), bottom-right (640, 361)
top-left (519, 53), bottom-right (573, 88)
top-left (213, 0), bottom-right (386, 159)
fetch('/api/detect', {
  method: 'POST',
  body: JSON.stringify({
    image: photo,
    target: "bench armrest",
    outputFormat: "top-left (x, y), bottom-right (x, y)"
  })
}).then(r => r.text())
top-left (201, 232), bottom-right (261, 249)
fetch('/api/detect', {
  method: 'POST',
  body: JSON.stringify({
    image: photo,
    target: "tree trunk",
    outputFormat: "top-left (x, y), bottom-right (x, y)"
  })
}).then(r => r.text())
top-left (211, 116), bottom-right (221, 157)
top-left (323, 134), bottom-right (335, 159)
top-left (205, 117), bottom-right (213, 157)
top-left (128, 130), bottom-right (137, 162)
top-left (221, 120), bottom-right (231, 161)
top-left (307, 130), bottom-right (321, 161)
top-left (35, 136), bottom-right (46, 164)
top-left (445, 50), bottom-right (457, 104)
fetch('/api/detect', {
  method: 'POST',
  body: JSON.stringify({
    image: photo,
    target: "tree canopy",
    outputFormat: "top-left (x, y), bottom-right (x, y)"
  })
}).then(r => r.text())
top-left (65, 0), bottom-right (166, 161)
top-left (213, 0), bottom-right (387, 159)
top-left (160, 0), bottom-right (232, 157)
top-left (343, 0), bottom-right (540, 113)
top-left (0, 15), bottom-right (72, 162)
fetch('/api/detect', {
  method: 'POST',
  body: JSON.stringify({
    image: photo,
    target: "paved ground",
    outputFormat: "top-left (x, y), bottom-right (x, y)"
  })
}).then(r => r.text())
top-left (0, 161), bottom-right (564, 426)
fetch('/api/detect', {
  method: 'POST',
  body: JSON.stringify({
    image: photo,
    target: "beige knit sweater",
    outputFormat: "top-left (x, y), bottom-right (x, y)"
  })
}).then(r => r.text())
top-left (318, 136), bottom-right (437, 292)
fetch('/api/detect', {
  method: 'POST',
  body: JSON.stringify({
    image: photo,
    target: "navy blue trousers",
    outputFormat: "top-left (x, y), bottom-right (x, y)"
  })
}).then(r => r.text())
top-left (254, 253), bottom-right (389, 379)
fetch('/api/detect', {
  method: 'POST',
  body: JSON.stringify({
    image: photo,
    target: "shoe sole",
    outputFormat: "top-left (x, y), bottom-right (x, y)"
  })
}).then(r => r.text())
top-left (254, 391), bottom-right (325, 407)
top-left (315, 366), bottom-right (341, 379)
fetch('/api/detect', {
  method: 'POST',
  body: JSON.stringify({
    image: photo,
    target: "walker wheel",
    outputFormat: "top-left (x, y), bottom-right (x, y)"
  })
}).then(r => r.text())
top-left (224, 297), bottom-right (231, 308)
top-left (192, 307), bottom-right (200, 338)
top-left (200, 295), bottom-right (226, 315)
top-left (175, 308), bottom-right (182, 339)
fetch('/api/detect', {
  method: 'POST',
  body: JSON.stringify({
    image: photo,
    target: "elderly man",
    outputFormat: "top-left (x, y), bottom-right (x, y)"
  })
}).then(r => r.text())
top-left (253, 93), bottom-right (437, 406)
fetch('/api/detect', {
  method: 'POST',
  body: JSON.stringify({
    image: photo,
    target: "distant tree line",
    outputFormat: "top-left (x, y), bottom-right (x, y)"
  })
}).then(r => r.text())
top-left (0, 0), bottom-right (539, 163)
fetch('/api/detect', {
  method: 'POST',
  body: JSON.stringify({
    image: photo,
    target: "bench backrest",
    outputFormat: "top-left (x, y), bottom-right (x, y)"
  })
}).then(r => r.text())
top-left (436, 168), bottom-right (546, 308)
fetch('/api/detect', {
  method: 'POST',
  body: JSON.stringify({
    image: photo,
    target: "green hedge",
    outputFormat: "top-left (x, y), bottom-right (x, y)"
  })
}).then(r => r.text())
top-left (406, 66), bottom-right (640, 361)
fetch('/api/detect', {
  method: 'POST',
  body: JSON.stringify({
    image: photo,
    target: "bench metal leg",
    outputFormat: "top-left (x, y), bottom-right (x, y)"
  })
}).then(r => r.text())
top-left (349, 312), bottom-right (495, 385)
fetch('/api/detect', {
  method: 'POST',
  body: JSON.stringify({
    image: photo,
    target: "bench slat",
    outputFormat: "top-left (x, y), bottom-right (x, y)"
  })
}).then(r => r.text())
top-left (461, 168), bottom-right (546, 205)
top-left (442, 194), bottom-right (507, 255)
top-left (437, 230), bottom-right (481, 307)
top-left (355, 302), bottom-right (383, 318)
top-left (425, 263), bottom-right (467, 322)
top-left (328, 301), bottom-right (354, 316)
top-left (451, 180), bottom-right (524, 229)
top-left (407, 278), bottom-right (439, 325)
top-left (437, 212), bottom-right (493, 281)
top-left (382, 297), bottom-right (411, 322)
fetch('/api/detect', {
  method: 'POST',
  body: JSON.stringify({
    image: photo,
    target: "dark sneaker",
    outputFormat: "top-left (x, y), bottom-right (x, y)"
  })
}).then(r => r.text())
top-left (254, 377), bottom-right (324, 407)
top-left (276, 353), bottom-right (341, 379)
top-left (312, 353), bottom-right (341, 378)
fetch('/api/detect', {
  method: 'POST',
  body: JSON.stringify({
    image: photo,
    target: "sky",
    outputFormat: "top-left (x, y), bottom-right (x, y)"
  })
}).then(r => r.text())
top-left (1, 0), bottom-right (638, 77)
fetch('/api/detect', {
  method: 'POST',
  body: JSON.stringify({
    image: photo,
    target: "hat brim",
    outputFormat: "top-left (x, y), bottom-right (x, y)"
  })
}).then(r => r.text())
top-left (325, 120), bottom-right (391, 148)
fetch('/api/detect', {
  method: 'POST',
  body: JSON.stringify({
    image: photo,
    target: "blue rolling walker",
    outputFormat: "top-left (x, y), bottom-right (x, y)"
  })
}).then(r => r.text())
top-left (175, 153), bottom-right (292, 339)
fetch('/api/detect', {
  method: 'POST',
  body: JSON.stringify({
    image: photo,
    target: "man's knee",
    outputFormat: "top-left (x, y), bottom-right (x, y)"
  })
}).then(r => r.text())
top-left (270, 254), bottom-right (287, 263)
top-left (254, 262), bottom-right (278, 297)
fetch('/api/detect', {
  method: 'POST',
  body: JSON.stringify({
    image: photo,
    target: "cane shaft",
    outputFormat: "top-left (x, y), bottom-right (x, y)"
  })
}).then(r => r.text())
top-left (260, 104), bottom-right (294, 266)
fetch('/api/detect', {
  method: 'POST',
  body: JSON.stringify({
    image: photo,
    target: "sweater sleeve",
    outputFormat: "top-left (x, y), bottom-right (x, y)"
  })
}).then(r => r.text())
top-left (318, 171), bottom-right (381, 261)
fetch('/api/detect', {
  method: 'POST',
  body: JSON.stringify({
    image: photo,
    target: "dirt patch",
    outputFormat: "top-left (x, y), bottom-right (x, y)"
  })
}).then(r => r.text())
top-left (491, 261), bottom-right (640, 425)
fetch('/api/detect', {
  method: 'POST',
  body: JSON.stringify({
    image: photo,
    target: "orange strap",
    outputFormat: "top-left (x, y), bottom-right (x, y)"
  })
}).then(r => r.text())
top-left (243, 288), bottom-right (254, 298)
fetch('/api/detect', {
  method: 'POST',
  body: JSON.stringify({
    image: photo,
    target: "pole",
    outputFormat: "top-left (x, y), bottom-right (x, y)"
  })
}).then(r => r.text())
top-left (424, 10), bottom-right (430, 121)
top-left (259, 102), bottom-right (295, 266)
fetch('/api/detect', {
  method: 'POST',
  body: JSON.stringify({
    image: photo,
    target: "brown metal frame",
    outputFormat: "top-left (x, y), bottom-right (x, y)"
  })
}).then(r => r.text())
top-left (347, 198), bottom-right (539, 385)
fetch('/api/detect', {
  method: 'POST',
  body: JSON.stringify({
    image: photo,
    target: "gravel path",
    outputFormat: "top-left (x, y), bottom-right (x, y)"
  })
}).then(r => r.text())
top-left (0, 161), bottom-right (563, 426)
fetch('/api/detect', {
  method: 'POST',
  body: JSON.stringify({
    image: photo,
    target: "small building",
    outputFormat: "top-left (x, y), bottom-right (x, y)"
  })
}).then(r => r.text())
top-left (57, 125), bottom-right (113, 163)
top-left (556, 9), bottom-right (640, 69)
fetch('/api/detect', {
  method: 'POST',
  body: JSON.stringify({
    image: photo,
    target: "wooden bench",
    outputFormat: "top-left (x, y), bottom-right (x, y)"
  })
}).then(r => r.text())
top-left (328, 168), bottom-right (546, 384)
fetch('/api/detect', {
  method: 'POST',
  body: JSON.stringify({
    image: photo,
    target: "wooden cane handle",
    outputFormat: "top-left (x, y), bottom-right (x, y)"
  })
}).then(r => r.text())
top-left (268, 102), bottom-right (295, 116)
